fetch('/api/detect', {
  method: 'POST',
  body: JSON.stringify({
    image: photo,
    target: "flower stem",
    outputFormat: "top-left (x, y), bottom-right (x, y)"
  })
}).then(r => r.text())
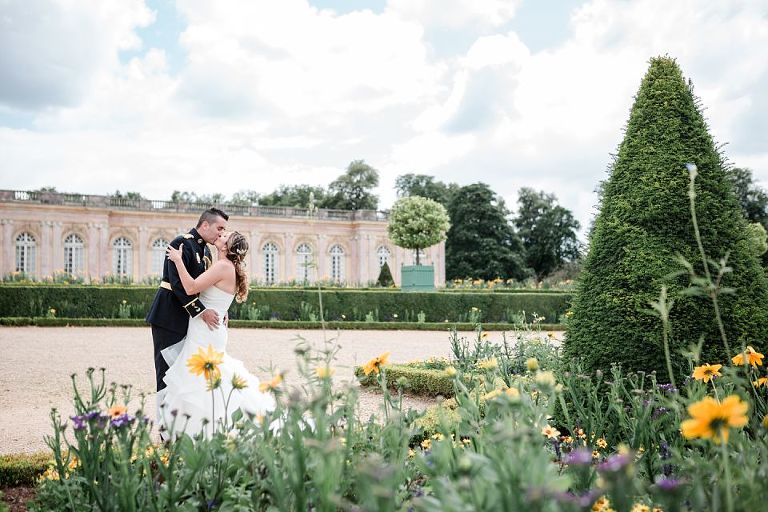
top-left (721, 438), bottom-right (734, 512)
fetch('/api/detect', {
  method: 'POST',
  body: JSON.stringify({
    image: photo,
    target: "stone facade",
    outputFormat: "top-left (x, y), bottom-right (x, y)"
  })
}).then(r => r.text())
top-left (0, 190), bottom-right (446, 286)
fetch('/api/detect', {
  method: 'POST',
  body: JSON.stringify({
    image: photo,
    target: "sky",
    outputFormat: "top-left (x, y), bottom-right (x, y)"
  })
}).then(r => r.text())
top-left (1, 0), bottom-right (767, 234)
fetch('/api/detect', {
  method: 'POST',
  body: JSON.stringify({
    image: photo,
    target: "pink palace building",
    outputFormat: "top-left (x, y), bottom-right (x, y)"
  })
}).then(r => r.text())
top-left (0, 190), bottom-right (446, 287)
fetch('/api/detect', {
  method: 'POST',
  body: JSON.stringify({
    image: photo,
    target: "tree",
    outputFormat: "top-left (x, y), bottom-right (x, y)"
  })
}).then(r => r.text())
top-left (388, 196), bottom-right (450, 265)
top-left (259, 185), bottom-right (328, 208)
top-left (445, 183), bottom-right (530, 281)
top-left (395, 173), bottom-right (458, 207)
top-left (111, 190), bottom-right (145, 200)
top-left (564, 56), bottom-right (768, 379)
top-left (230, 190), bottom-right (261, 206)
top-left (726, 167), bottom-right (768, 266)
top-left (515, 188), bottom-right (581, 281)
top-left (726, 167), bottom-right (768, 226)
top-left (323, 160), bottom-right (379, 210)
top-left (376, 261), bottom-right (395, 287)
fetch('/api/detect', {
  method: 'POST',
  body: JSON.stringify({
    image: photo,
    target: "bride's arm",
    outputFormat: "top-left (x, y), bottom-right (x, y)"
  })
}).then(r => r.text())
top-left (166, 245), bottom-right (226, 295)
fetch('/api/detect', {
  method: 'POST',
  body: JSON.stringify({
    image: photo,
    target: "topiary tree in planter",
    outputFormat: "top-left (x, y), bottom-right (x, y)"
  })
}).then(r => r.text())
top-left (564, 56), bottom-right (768, 380)
top-left (388, 196), bottom-right (450, 290)
top-left (376, 262), bottom-right (395, 287)
top-left (388, 196), bottom-right (450, 265)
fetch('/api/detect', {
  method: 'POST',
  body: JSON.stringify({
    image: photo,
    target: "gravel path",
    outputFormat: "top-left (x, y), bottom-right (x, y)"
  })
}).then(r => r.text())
top-left (0, 327), bottom-right (562, 455)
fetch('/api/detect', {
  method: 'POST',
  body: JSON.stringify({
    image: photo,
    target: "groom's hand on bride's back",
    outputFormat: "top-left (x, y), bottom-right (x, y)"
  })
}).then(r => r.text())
top-left (200, 309), bottom-right (220, 330)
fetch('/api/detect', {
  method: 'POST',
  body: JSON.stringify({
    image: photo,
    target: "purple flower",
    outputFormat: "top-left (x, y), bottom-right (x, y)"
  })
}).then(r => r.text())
top-left (655, 477), bottom-right (683, 493)
top-left (564, 449), bottom-right (592, 466)
top-left (657, 383), bottom-right (677, 394)
top-left (85, 411), bottom-right (101, 421)
top-left (652, 406), bottom-right (669, 420)
top-left (70, 415), bottom-right (86, 431)
top-left (597, 452), bottom-right (632, 473)
top-left (110, 414), bottom-right (135, 429)
top-left (553, 490), bottom-right (601, 508)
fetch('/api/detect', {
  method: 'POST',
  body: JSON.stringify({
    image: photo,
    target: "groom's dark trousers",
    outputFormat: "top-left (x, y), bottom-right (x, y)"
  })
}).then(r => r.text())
top-left (146, 228), bottom-right (211, 391)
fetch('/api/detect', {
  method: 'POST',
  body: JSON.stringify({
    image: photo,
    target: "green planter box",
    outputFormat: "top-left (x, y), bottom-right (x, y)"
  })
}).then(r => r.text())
top-left (401, 265), bottom-right (435, 292)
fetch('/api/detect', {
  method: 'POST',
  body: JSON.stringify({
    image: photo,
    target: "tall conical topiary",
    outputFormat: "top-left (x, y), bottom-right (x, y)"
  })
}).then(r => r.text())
top-left (564, 56), bottom-right (768, 379)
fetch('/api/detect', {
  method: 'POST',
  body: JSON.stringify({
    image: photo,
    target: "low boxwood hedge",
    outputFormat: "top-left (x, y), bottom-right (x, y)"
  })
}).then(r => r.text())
top-left (0, 317), bottom-right (565, 331)
top-left (354, 364), bottom-right (457, 397)
top-left (0, 286), bottom-right (571, 324)
top-left (0, 452), bottom-right (49, 487)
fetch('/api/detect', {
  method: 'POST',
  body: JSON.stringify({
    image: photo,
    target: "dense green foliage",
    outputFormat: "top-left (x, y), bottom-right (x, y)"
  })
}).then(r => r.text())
top-left (515, 187), bottom-right (581, 281)
top-left (446, 183), bottom-right (529, 281)
top-left (323, 160), bottom-right (380, 210)
top-left (257, 185), bottom-right (328, 208)
top-left (394, 174), bottom-right (458, 207)
top-left (387, 196), bottom-right (450, 265)
top-left (376, 261), bottom-right (395, 287)
top-left (565, 56), bottom-right (768, 378)
top-left (0, 286), bottom-right (571, 324)
top-left (0, 453), bottom-right (49, 487)
top-left (355, 364), bottom-right (456, 397)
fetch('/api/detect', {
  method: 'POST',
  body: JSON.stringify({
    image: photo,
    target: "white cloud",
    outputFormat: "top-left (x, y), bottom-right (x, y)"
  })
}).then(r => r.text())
top-left (0, 0), bottom-right (153, 109)
top-left (0, 0), bottom-right (767, 238)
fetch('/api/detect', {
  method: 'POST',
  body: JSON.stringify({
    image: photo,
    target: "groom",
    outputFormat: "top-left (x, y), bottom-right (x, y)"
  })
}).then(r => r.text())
top-left (146, 207), bottom-right (229, 404)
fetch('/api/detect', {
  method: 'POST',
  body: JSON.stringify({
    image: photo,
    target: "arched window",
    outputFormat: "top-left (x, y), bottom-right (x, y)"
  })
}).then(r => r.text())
top-left (263, 242), bottom-right (279, 284)
top-left (151, 239), bottom-right (169, 275)
top-left (329, 244), bottom-right (345, 283)
top-left (15, 232), bottom-right (36, 274)
top-left (295, 243), bottom-right (313, 284)
top-left (376, 246), bottom-right (391, 267)
top-left (112, 237), bottom-right (133, 277)
top-left (63, 234), bottom-right (84, 276)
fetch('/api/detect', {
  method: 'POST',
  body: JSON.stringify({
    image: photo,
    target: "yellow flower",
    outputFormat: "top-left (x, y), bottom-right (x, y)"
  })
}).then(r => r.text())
top-left (541, 425), bottom-right (560, 439)
top-left (431, 432), bottom-right (445, 441)
top-left (362, 352), bottom-right (391, 376)
top-left (630, 504), bottom-right (651, 512)
top-left (107, 405), bottom-right (127, 419)
top-left (504, 387), bottom-right (521, 400)
top-left (692, 363), bottom-right (722, 383)
top-left (421, 439), bottom-right (432, 450)
top-left (231, 374), bottom-right (248, 390)
top-left (445, 366), bottom-right (457, 377)
top-left (259, 373), bottom-right (283, 393)
top-left (596, 438), bottom-right (608, 449)
top-left (408, 448), bottom-right (415, 458)
top-left (186, 344), bottom-right (224, 381)
top-left (476, 357), bottom-right (498, 370)
top-left (482, 389), bottom-right (502, 401)
top-left (681, 395), bottom-right (748, 444)
top-left (206, 374), bottom-right (222, 391)
top-left (592, 450), bottom-right (600, 459)
top-left (592, 496), bottom-right (611, 512)
top-left (731, 346), bottom-right (764, 367)
top-left (315, 366), bottom-right (335, 379)
top-left (763, 415), bottom-right (768, 429)
top-left (526, 357), bottom-right (539, 372)
top-left (562, 436), bottom-right (574, 444)
top-left (535, 370), bottom-right (557, 387)
top-left (752, 377), bottom-right (768, 388)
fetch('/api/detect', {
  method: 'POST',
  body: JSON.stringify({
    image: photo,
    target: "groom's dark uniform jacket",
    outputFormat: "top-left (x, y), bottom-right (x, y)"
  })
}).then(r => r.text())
top-left (146, 228), bottom-right (212, 391)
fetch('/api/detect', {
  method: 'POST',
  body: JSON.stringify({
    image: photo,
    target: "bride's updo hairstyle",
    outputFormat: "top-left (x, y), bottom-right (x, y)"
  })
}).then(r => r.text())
top-left (225, 231), bottom-right (249, 303)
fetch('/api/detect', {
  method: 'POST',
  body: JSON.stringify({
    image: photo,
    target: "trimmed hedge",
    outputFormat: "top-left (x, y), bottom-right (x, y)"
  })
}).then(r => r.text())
top-left (565, 57), bottom-right (768, 379)
top-left (0, 286), bottom-right (571, 324)
top-left (0, 316), bottom-right (565, 331)
top-left (354, 364), bottom-right (457, 397)
top-left (0, 452), bottom-right (49, 487)
top-left (0, 317), bottom-right (565, 331)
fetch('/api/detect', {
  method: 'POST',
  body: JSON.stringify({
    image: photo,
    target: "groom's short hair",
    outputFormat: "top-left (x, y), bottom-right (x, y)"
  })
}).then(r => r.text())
top-left (197, 207), bottom-right (229, 227)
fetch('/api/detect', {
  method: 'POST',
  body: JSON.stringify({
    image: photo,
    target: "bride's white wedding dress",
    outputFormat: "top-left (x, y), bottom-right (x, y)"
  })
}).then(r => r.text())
top-left (158, 286), bottom-right (275, 437)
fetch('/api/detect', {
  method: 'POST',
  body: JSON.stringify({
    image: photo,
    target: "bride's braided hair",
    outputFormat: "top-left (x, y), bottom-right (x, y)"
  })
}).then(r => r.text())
top-left (225, 231), bottom-right (249, 303)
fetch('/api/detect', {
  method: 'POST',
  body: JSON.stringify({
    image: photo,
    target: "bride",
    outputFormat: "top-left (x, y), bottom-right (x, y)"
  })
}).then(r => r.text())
top-left (159, 231), bottom-right (275, 437)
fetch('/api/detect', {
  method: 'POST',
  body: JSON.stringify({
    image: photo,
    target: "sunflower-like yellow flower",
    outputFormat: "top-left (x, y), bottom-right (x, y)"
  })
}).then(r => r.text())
top-left (186, 344), bottom-right (224, 381)
top-left (259, 373), bottom-right (283, 393)
top-left (596, 438), bottom-right (608, 449)
top-left (753, 377), bottom-right (768, 388)
top-left (692, 363), bottom-right (722, 383)
top-left (362, 352), bottom-right (391, 376)
top-left (445, 366), bottom-right (457, 377)
top-left (504, 387), bottom-right (521, 400)
top-left (476, 357), bottom-right (498, 370)
top-left (731, 346), bottom-right (764, 367)
top-left (541, 425), bottom-right (560, 439)
top-left (231, 374), bottom-right (248, 390)
top-left (107, 405), bottom-right (127, 419)
top-left (526, 357), bottom-right (539, 372)
top-left (315, 366), bottom-right (335, 379)
top-left (681, 395), bottom-right (748, 444)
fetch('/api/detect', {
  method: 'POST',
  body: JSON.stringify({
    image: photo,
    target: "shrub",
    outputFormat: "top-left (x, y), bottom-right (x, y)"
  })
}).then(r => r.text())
top-left (0, 286), bottom-right (571, 324)
top-left (355, 364), bottom-right (457, 397)
top-left (0, 452), bottom-right (49, 487)
top-left (376, 262), bottom-right (395, 287)
top-left (565, 56), bottom-right (768, 379)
